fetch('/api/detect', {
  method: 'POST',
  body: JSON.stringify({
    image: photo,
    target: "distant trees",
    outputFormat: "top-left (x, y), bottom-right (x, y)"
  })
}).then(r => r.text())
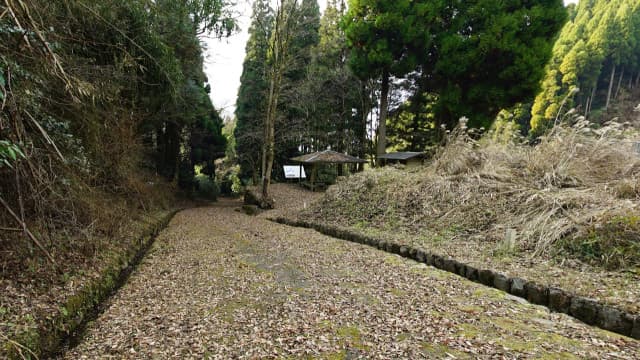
top-left (343, 0), bottom-right (566, 150)
top-left (300, 0), bottom-right (370, 161)
top-left (343, 0), bottom-right (421, 156)
top-left (235, 0), bottom-right (370, 188)
top-left (531, 0), bottom-right (640, 135)
top-left (233, 0), bottom-right (565, 183)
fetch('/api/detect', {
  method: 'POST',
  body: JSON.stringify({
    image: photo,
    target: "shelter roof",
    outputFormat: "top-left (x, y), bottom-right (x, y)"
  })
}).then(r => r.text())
top-left (291, 150), bottom-right (366, 164)
top-left (378, 152), bottom-right (425, 161)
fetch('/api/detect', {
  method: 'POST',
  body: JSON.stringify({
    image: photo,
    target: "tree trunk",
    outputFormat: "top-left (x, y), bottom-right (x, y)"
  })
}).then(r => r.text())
top-left (358, 82), bottom-right (368, 172)
top-left (377, 69), bottom-right (390, 159)
top-left (606, 64), bottom-right (616, 110)
top-left (615, 68), bottom-right (624, 100)
top-left (261, 69), bottom-right (279, 202)
top-left (259, 0), bottom-right (293, 206)
top-left (587, 85), bottom-right (597, 117)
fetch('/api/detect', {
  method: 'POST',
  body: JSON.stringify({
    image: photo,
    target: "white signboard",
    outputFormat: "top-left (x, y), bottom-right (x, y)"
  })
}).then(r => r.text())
top-left (284, 165), bottom-right (306, 179)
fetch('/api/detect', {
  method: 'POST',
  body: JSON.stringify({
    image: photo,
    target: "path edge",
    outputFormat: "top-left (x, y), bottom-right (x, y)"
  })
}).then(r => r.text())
top-left (270, 216), bottom-right (640, 340)
top-left (7, 209), bottom-right (181, 359)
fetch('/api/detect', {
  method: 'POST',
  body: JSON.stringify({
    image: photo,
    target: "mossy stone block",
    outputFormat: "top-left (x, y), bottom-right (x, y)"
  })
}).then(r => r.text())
top-left (632, 317), bottom-right (640, 340)
top-left (493, 273), bottom-right (511, 292)
top-left (432, 255), bottom-right (444, 269)
top-left (478, 269), bottom-right (495, 286)
top-left (399, 245), bottom-right (409, 257)
top-left (570, 297), bottom-right (600, 325)
top-left (548, 287), bottom-right (572, 314)
top-left (464, 265), bottom-right (479, 281)
top-left (443, 258), bottom-right (458, 274)
top-left (597, 306), bottom-right (633, 336)
top-left (525, 282), bottom-right (549, 306)
top-left (509, 277), bottom-right (527, 298)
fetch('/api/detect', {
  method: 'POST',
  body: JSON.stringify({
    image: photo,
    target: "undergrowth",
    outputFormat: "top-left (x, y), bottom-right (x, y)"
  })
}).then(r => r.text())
top-left (305, 118), bottom-right (640, 270)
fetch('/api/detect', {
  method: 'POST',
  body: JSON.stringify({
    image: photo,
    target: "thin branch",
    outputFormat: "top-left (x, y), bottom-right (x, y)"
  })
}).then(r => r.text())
top-left (0, 332), bottom-right (39, 360)
top-left (0, 195), bottom-right (57, 269)
top-left (24, 110), bottom-right (66, 163)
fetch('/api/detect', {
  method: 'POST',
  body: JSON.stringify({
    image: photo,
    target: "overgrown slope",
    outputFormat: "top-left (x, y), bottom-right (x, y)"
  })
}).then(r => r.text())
top-left (304, 120), bottom-right (640, 270)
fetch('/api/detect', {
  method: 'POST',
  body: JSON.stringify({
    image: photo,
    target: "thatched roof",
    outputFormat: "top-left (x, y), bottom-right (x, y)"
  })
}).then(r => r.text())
top-left (291, 150), bottom-right (367, 164)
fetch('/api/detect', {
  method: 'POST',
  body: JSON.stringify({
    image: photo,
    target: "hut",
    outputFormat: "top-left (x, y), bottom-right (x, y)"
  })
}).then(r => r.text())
top-left (378, 152), bottom-right (425, 168)
top-left (290, 150), bottom-right (366, 191)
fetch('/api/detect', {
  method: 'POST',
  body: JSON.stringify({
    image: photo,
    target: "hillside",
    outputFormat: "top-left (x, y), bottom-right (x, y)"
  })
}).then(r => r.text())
top-left (305, 119), bottom-right (640, 269)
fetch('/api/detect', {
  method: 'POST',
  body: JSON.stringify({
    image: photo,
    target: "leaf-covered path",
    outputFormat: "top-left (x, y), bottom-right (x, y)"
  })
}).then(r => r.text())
top-left (65, 196), bottom-right (640, 359)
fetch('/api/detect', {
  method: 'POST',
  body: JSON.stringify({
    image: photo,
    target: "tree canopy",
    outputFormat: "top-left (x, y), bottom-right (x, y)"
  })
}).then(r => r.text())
top-left (531, 0), bottom-right (640, 135)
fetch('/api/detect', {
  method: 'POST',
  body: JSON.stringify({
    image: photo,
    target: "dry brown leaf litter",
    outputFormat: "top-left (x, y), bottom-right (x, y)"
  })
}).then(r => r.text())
top-left (64, 194), bottom-right (639, 359)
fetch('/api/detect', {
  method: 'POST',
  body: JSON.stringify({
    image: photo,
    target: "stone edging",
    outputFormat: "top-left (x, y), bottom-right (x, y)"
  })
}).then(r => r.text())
top-left (270, 216), bottom-right (640, 340)
top-left (8, 209), bottom-right (181, 359)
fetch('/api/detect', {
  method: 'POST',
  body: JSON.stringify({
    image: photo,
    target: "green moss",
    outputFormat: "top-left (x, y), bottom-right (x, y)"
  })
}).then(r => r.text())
top-left (421, 342), bottom-right (469, 358)
top-left (382, 254), bottom-right (405, 266)
top-left (472, 287), bottom-right (506, 300)
top-left (388, 287), bottom-right (407, 297)
top-left (335, 325), bottom-right (368, 351)
top-left (455, 323), bottom-right (481, 338)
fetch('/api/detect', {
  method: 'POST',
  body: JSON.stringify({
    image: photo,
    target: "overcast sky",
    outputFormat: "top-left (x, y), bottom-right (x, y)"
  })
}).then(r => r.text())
top-left (204, 0), bottom-right (578, 118)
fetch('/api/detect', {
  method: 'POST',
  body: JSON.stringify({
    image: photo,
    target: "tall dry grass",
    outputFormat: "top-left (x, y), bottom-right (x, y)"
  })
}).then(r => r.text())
top-left (315, 118), bottom-right (640, 268)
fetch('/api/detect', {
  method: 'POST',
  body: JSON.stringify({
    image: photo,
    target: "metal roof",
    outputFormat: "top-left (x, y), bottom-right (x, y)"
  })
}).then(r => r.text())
top-left (378, 152), bottom-right (425, 160)
top-left (290, 150), bottom-right (367, 164)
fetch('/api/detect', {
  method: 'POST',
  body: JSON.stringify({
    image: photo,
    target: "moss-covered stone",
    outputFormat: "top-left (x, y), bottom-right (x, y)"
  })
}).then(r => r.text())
top-left (509, 277), bottom-right (527, 298)
top-left (632, 316), bottom-right (640, 339)
top-left (525, 282), bottom-right (549, 306)
top-left (464, 265), bottom-right (479, 281)
top-left (570, 297), bottom-right (600, 325)
top-left (548, 288), bottom-right (572, 314)
top-left (478, 269), bottom-right (495, 286)
top-left (597, 306), bottom-right (633, 336)
top-left (493, 273), bottom-right (511, 292)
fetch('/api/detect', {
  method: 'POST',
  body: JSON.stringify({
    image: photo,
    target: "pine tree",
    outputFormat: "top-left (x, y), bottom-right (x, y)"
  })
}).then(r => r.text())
top-left (235, 0), bottom-right (274, 184)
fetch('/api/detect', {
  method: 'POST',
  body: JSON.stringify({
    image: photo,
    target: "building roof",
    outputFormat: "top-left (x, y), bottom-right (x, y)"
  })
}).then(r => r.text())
top-left (291, 150), bottom-right (367, 164)
top-left (378, 152), bottom-right (425, 160)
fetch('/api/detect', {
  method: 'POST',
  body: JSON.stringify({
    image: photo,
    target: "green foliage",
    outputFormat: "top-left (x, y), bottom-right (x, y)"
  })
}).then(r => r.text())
top-left (343, 0), bottom-right (421, 80)
top-left (195, 174), bottom-right (220, 200)
top-left (0, 140), bottom-right (25, 168)
top-left (344, 0), bottom-right (566, 147)
top-left (298, 0), bottom-right (369, 158)
top-left (531, 0), bottom-right (640, 135)
top-left (562, 214), bottom-right (640, 270)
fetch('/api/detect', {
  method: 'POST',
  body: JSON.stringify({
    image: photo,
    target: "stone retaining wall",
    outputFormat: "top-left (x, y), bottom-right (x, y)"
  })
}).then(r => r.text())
top-left (271, 217), bottom-right (640, 340)
top-left (7, 210), bottom-right (180, 359)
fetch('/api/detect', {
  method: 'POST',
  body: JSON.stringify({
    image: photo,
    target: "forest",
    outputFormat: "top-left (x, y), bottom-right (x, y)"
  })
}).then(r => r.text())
top-left (2, 0), bottom-right (640, 358)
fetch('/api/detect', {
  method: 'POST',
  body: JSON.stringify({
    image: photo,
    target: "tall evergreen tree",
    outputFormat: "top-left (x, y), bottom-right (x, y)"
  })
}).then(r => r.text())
top-left (344, 0), bottom-right (565, 153)
top-left (343, 0), bottom-right (421, 157)
top-left (531, 0), bottom-right (640, 135)
top-left (235, 0), bottom-right (274, 184)
top-left (302, 0), bottom-right (369, 160)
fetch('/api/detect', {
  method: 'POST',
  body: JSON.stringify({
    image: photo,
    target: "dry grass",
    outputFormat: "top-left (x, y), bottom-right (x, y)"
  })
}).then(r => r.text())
top-left (307, 119), bottom-right (640, 269)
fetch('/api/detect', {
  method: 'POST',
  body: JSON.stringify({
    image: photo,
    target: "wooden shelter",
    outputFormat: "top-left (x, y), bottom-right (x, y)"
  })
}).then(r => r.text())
top-left (290, 150), bottom-right (366, 190)
top-left (378, 152), bottom-right (425, 168)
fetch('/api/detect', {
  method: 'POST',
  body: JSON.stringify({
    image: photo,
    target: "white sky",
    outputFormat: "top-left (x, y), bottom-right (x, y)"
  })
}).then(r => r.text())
top-left (204, 0), bottom-right (578, 118)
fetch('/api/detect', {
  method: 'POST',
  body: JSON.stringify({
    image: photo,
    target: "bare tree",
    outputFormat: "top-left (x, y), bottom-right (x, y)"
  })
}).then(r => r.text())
top-left (260, 0), bottom-right (299, 206)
